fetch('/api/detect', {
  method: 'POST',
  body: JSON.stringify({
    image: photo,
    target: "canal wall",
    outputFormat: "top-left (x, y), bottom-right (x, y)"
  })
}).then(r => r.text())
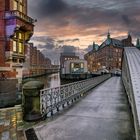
top-left (0, 79), bottom-right (18, 108)
top-left (23, 69), bottom-right (59, 79)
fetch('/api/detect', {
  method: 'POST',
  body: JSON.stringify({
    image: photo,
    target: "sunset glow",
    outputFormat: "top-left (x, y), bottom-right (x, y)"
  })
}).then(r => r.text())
top-left (28, 0), bottom-right (140, 60)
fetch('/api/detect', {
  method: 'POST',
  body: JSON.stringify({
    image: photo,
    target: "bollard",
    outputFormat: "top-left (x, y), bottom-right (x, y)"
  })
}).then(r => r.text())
top-left (22, 80), bottom-right (44, 121)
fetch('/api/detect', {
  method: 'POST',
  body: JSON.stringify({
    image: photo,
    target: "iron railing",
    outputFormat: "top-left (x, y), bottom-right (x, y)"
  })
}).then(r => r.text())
top-left (40, 74), bottom-right (111, 117)
top-left (5, 10), bottom-right (34, 24)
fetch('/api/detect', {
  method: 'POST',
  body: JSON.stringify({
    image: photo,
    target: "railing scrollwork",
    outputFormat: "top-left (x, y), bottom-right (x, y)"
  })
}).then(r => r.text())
top-left (40, 74), bottom-right (111, 117)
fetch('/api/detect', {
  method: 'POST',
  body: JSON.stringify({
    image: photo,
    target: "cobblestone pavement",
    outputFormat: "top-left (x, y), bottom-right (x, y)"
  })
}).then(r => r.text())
top-left (34, 77), bottom-right (135, 140)
top-left (0, 106), bottom-right (25, 140)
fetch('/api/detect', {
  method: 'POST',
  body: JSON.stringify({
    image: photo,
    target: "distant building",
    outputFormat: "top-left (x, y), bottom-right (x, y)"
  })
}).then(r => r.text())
top-left (62, 59), bottom-right (87, 74)
top-left (23, 43), bottom-right (52, 77)
top-left (60, 53), bottom-right (79, 70)
top-left (61, 59), bottom-right (88, 79)
top-left (0, 0), bottom-right (34, 78)
top-left (84, 32), bottom-right (134, 73)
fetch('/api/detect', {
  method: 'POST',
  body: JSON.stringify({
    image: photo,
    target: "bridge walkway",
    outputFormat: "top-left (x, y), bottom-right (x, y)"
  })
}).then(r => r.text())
top-left (34, 77), bottom-right (135, 140)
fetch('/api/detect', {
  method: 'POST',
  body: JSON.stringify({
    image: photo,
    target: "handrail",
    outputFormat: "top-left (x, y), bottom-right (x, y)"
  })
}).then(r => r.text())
top-left (5, 10), bottom-right (34, 24)
top-left (40, 74), bottom-right (111, 117)
top-left (122, 47), bottom-right (140, 140)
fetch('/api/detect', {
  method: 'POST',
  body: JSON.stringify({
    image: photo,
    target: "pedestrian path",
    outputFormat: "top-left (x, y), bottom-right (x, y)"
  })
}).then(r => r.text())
top-left (34, 77), bottom-right (135, 140)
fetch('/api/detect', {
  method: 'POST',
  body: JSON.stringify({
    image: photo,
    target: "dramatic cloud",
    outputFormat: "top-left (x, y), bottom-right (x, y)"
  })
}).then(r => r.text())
top-left (38, 43), bottom-right (55, 50)
top-left (28, 0), bottom-right (140, 61)
top-left (35, 40), bottom-right (79, 63)
top-left (37, 0), bottom-right (68, 17)
top-left (62, 45), bottom-right (77, 53)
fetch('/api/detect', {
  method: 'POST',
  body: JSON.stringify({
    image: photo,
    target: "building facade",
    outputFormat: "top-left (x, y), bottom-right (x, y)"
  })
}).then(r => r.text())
top-left (23, 43), bottom-right (52, 77)
top-left (60, 53), bottom-right (79, 70)
top-left (0, 0), bottom-right (34, 78)
top-left (84, 33), bottom-right (134, 73)
top-left (63, 59), bottom-right (87, 74)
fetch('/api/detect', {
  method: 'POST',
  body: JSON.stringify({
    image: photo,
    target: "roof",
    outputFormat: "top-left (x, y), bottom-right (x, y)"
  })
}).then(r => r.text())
top-left (61, 53), bottom-right (76, 56)
top-left (84, 36), bottom-right (125, 58)
top-left (100, 38), bottom-right (123, 49)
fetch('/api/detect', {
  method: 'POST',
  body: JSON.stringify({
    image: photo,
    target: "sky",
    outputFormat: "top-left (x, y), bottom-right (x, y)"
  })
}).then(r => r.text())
top-left (28, 0), bottom-right (140, 62)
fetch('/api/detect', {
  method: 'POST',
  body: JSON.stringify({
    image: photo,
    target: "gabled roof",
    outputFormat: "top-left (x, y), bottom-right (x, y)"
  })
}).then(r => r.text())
top-left (100, 38), bottom-right (123, 49)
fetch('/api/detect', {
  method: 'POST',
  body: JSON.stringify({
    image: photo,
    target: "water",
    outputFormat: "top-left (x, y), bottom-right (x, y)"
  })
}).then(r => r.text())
top-left (34, 73), bottom-right (78, 89)
top-left (35, 73), bottom-right (61, 88)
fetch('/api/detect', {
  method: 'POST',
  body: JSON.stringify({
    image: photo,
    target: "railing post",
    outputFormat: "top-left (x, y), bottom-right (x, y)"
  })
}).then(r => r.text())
top-left (22, 80), bottom-right (44, 121)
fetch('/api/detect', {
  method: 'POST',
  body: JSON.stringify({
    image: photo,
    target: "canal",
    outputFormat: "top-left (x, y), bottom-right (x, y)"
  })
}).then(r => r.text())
top-left (0, 74), bottom-right (136, 140)
top-left (35, 73), bottom-right (61, 88)
top-left (34, 73), bottom-right (76, 88)
top-left (0, 72), bottom-right (67, 140)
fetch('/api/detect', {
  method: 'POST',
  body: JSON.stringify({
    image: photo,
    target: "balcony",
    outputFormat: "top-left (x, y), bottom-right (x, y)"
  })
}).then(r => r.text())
top-left (12, 62), bottom-right (23, 68)
top-left (5, 51), bottom-right (25, 63)
top-left (5, 10), bottom-right (34, 24)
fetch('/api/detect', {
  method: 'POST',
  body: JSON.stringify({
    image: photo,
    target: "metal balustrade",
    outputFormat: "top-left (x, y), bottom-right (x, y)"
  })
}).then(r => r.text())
top-left (122, 47), bottom-right (140, 140)
top-left (5, 10), bottom-right (34, 24)
top-left (40, 74), bottom-right (111, 117)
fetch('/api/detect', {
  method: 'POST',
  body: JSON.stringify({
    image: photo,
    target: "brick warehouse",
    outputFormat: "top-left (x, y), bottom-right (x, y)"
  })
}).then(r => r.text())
top-left (23, 43), bottom-right (51, 77)
top-left (84, 32), bottom-right (134, 73)
top-left (0, 0), bottom-right (34, 78)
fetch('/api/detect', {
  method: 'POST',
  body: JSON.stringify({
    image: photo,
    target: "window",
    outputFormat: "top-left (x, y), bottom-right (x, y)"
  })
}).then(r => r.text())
top-left (19, 59), bottom-right (24, 63)
top-left (13, 58), bottom-right (17, 63)
top-left (71, 63), bottom-right (74, 68)
top-left (19, 3), bottom-right (23, 12)
top-left (13, 0), bottom-right (18, 10)
top-left (17, 32), bottom-right (24, 40)
top-left (13, 41), bottom-right (17, 52)
top-left (19, 42), bottom-right (23, 53)
top-left (19, 32), bottom-right (22, 39)
top-left (81, 63), bottom-right (84, 68)
top-left (13, 0), bottom-right (25, 13)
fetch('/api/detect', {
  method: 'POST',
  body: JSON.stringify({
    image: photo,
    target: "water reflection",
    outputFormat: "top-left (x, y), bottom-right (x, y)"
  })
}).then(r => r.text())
top-left (35, 73), bottom-right (60, 88)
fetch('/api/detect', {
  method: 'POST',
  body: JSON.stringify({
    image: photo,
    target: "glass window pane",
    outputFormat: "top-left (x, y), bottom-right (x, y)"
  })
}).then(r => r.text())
top-left (13, 0), bottom-right (18, 10)
top-left (19, 42), bottom-right (23, 53)
top-left (19, 4), bottom-right (23, 12)
top-left (19, 32), bottom-right (22, 39)
top-left (13, 41), bottom-right (17, 52)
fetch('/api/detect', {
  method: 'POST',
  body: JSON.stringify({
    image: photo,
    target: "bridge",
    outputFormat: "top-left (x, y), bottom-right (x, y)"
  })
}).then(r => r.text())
top-left (1, 47), bottom-right (140, 140)
top-left (24, 47), bottom-right (140, 140)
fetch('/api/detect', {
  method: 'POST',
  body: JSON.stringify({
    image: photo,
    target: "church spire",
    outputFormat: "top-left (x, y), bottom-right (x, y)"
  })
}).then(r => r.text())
top-left (93, 42), bottom-right (95, 51)
top-left (127, 31), bottom-right (132, 43)
top-left (107, 30), bottom-right (110, 39)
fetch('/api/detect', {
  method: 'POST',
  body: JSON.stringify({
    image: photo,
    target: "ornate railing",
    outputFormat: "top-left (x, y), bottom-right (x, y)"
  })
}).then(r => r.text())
top-left (40, 74), bottom-right (111, 117)
top-left (122, 47), bottom-right (140, 140)
top-left (5, 10), bottom-right (34, 24)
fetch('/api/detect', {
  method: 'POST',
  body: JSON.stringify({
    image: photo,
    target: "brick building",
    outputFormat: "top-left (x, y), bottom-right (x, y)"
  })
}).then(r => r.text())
top-left (0, 0), bottom-right (34, 78)
top-left (84, 33), bottom-right (134, 73)
top-left (23, 43), bottom-right (52, 77)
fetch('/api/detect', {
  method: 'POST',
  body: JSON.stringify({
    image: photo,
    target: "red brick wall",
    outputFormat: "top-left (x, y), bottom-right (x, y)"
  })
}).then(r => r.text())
top-left (85, 46), bottom-right (123, 72)
top-left (0, 0), bottom-right (5, 11)
top-left (0, 7), bottom-right (6, 66)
